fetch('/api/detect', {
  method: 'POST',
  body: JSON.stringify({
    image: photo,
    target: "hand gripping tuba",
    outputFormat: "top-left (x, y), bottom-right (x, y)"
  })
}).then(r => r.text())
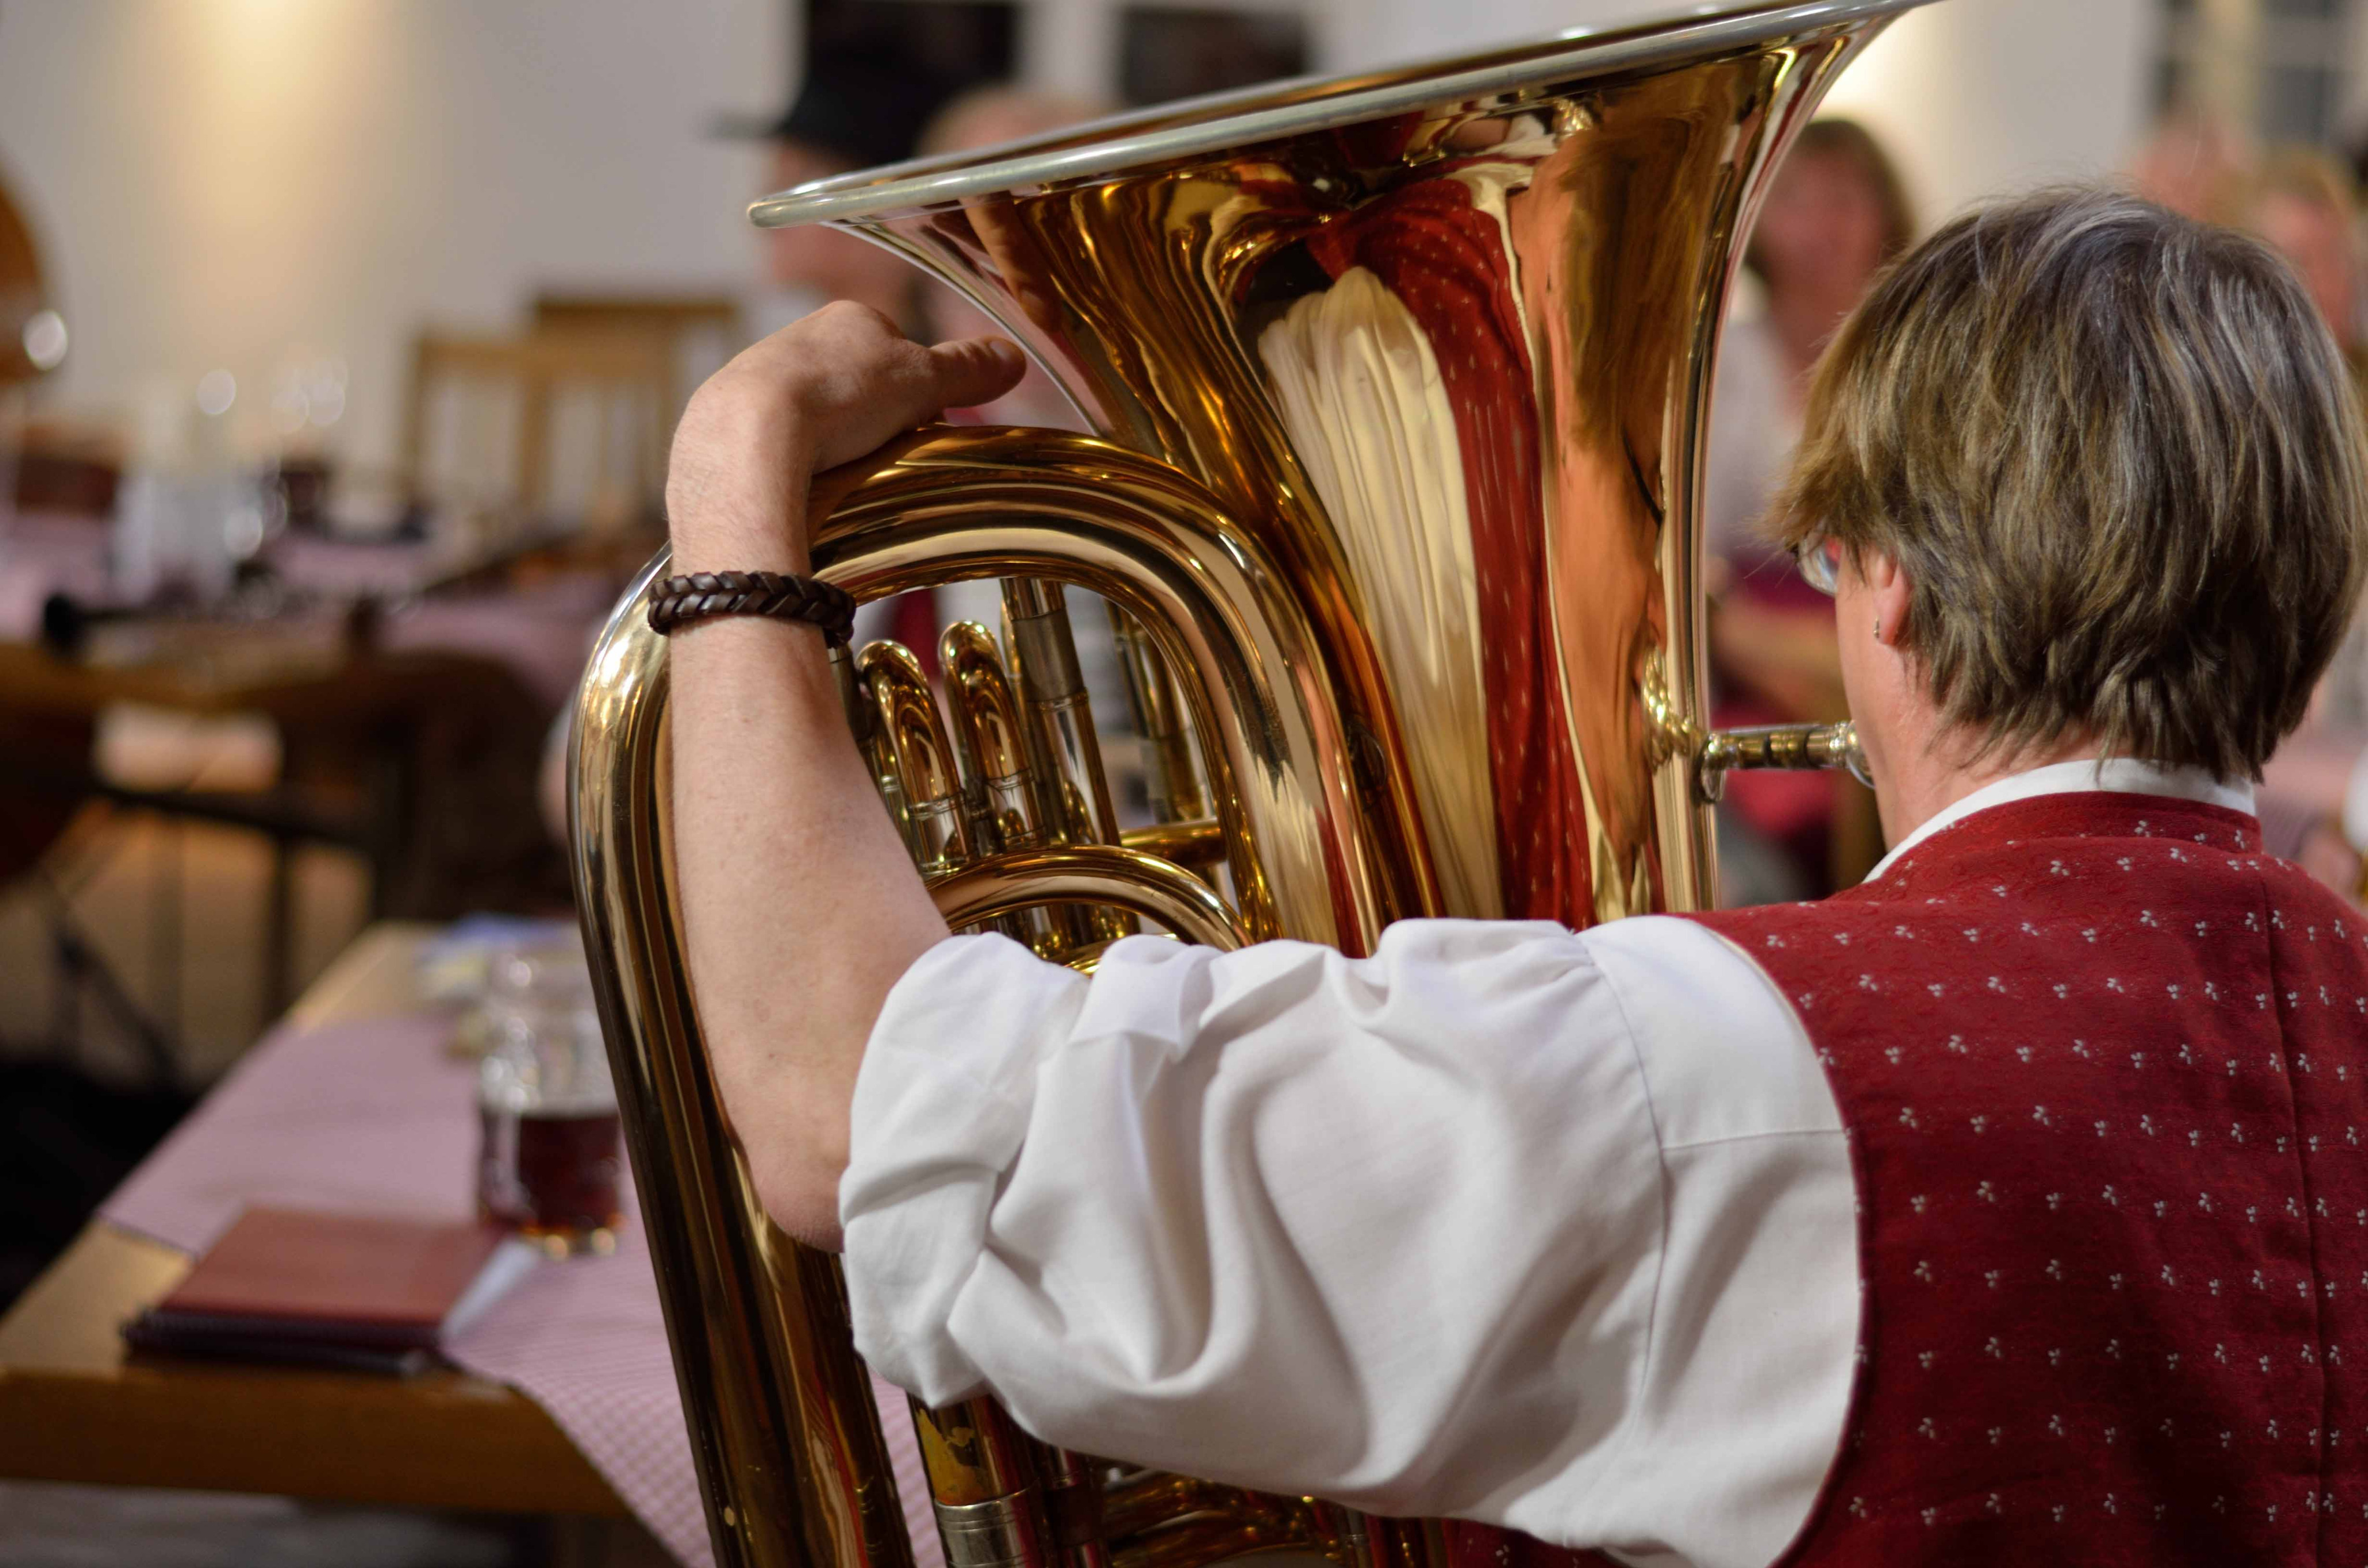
top-left (571, 5), bottom-right (1925, 1566)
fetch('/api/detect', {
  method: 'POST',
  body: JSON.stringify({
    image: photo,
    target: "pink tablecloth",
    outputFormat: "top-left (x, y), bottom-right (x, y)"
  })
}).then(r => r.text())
top-left (99, 1009), bottom-right (942, 1568)
top-left (0, 512), bottom-right (613, 708)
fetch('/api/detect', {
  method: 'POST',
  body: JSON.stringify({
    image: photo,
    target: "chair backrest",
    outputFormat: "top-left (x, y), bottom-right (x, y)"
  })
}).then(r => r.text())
top-left (401, 330), bottom-right (678, 527)
top-left (531, 293), bottom-right (746, 420)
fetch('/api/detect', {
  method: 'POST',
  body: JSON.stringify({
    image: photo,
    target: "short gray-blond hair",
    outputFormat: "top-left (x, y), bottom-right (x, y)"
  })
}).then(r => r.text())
top-left (1777, 186), bottom-right (2368, 780)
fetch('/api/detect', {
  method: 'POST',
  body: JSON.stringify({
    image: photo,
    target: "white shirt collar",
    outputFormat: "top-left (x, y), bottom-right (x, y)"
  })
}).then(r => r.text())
top-left (1864, 759), bottom-right (2255, 884)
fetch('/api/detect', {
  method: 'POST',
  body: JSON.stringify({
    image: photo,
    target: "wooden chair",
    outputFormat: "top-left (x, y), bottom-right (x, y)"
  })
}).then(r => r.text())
top-left (399, 330), bottom-right (677, 527)
top-left (531, 293), bottom-right (744, 419)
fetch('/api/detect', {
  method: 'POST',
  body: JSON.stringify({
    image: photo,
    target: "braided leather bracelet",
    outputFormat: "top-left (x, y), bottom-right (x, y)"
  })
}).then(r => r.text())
top-left (645, 571), bottom-right (858, 646)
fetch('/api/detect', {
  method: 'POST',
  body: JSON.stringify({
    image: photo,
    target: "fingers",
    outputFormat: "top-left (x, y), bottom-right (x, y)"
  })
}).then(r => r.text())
top-left (776, 303), bottom-right (1022, 413)
top-left (924, 336), bottom-right (1028, 411)
top-left (695, 306), bottom-right (1033, 479)
top-left (834, 332), bottom-right (1024, 447)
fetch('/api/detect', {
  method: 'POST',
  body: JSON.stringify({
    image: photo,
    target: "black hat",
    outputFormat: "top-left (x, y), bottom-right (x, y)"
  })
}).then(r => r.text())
top-left (761, 49), bottom-right (954, 171)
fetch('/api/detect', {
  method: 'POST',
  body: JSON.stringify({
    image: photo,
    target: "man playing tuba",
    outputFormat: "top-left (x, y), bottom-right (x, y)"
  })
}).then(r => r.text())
top-left (653, 187), bottom-right (2368, 1564)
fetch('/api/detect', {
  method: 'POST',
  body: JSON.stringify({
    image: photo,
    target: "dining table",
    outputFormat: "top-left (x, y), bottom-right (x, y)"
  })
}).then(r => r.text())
top-left (0, 510), bottom-right (629, 1016)
top-left (0, 919), bottom-right (944, 1568)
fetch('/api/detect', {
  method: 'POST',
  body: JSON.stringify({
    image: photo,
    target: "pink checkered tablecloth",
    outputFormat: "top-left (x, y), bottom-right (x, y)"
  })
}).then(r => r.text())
top-left (100, 1008), bottom-right (942, 1568)
top-left (0, 512), bottom-right (613, 709)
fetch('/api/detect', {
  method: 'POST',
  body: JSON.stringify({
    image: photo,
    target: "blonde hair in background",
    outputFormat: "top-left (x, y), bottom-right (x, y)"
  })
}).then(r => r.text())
top-left (1774, 186), bottom-right (2368, 781)
top-left (2251, 144), bottom-right (2359, 227)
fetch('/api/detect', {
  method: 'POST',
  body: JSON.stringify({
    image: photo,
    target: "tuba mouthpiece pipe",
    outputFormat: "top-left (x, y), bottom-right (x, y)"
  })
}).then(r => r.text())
top-left (1696, 721), bottom-right (1872, 803)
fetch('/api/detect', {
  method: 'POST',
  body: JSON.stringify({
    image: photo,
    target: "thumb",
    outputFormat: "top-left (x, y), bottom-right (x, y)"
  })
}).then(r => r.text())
top-left (926, 336), bottom-right (1028, 411)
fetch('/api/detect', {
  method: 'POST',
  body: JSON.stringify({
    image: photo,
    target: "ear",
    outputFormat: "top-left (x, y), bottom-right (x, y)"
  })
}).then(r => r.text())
top-left (1861, 548), bottom-right (1912, 646)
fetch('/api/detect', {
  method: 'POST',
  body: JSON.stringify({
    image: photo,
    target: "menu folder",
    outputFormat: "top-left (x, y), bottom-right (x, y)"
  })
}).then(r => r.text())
top-left (123, 1206), bottom-right (538, 1376)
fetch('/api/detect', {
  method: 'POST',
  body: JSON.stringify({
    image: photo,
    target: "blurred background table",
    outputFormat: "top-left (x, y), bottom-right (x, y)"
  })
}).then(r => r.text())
top-left (0, 503), bottom-right (648, 1306)
top-left (0, 924), bottom-right (631, 1525)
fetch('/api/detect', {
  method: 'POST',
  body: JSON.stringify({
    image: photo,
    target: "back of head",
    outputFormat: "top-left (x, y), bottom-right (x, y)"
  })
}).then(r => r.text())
top-left (1777, 186), bottom-right (2368, 780)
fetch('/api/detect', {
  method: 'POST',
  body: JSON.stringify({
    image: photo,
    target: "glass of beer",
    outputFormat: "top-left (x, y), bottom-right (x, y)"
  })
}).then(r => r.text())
top-left (475, 942), bottom-right (624, 1256)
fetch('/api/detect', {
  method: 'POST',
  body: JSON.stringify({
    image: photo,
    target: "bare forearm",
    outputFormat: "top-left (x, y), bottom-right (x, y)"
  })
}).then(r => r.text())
top-left (657, 306), bottom-right (1023, 1245)
top-left (668, 609), bottom-right (944, 1247)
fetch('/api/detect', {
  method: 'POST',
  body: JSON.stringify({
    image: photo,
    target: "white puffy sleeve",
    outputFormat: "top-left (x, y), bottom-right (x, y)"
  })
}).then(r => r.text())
top-left (839, 917), bottom-right (1853, 1568)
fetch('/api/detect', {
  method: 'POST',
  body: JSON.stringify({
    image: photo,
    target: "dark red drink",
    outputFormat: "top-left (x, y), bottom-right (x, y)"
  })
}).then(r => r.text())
top-left (479, 1106), bottom-right (624, 1253)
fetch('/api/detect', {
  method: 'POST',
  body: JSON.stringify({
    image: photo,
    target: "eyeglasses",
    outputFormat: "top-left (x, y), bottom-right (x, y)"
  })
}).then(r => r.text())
top-left (1794, 535), bottom-right (1845, 597)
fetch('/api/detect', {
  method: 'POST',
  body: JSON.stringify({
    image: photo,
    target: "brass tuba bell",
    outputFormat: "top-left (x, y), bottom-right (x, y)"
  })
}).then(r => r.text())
top-left (571, 4), bottom-right (1922, 1565)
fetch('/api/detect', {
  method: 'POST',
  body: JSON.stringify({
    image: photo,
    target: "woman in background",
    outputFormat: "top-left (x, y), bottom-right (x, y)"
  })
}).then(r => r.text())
top-left (2249, 149), bottom-right (2368, 904)
top-left (2248, 148), bottom-right (2366, 379)
top-left (1701, 119), bottom-right (1914, 902)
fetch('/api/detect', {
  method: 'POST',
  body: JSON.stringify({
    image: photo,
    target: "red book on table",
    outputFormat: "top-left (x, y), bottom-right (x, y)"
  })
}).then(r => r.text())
top-left (123, 1206), bottom-right (537, 1375)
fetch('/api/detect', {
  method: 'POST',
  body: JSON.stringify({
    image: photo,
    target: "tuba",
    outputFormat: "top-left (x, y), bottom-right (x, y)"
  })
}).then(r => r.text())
top-left (572, 3), bottom-right (1921, 1565)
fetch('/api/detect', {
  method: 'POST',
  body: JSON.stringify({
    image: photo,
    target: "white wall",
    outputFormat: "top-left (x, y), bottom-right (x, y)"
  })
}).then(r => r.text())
top-left (1820, 0), bottom-right (2159, 225)
top-left (0, 0), bottom-right (2164, 475)
top-left (0, 0), bottom-right (789, 472)
top-left (1340, 0), bottom-right (2160, 230)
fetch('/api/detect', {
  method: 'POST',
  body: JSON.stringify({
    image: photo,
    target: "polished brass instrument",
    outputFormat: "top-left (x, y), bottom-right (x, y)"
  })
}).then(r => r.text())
top-left (571, 5), bottom-right (1922, 1566)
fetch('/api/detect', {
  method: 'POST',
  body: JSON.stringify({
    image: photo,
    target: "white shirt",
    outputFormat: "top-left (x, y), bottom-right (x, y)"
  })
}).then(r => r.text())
top-left (841, 760), bottom-right (2252, 1568)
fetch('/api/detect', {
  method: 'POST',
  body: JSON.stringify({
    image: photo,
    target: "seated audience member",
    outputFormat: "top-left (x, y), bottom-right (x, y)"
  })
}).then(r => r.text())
top-left (2248, 150), bottom-right (2368, 898)
top-left (658, 187), bottom-right (2368, 1564)
top-left (2129, 103), bottom-right (2255, 225)
top-left (1704, 119), bottom-right (1914, 571)
top-left (1703, 119), bottom-right (1914, 899)
top-left (760, 57), bottom-right (950, 328)
top-left (2248, 147), bottom-right (2366, 378)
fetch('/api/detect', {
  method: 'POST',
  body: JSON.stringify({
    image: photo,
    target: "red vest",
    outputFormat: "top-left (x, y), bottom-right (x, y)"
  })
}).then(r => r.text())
top-left (1448, 790), bottom-right (2368, 1566)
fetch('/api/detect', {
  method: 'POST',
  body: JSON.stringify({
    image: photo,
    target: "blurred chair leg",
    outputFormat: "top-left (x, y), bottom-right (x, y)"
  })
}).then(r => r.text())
top-left (264, 832), bottom-right (295, 1021)
top-left (47, 910), bottom-right (80, 1060)
top-left (149, 819), bottom-right (182, 1057)
top-left (38, 872), bottom-right (177, 1090)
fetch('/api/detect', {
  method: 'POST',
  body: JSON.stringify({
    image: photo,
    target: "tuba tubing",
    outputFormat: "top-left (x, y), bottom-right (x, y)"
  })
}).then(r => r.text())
top-left (571, 550), bottom-right (916, 1568)
top-left (575, 6), bottom-right (1932, 1566)
top-left (927, 843), bottom-right (1249, 952)
top-left (573, 427), bottom-right (1392, 1568)
top-left (806, 424), bottom-right (1401, 952)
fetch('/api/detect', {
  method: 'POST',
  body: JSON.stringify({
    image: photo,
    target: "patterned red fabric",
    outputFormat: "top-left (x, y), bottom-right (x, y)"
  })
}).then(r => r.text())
top-left (1302, 182), bottom-right (1590, 921)
top-left (1448, 790), bottom-right (2368, 1566)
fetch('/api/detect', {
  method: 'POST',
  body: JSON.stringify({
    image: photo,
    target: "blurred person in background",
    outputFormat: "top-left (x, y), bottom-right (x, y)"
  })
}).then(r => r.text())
top-left (915, 85), bottom-right (1109, 432)
top-left (2248, 148), bottom-right (2366, 378)
top-left (543, 54), bottom-right (967, 840)
top-left (1701, 119), bottom-right (1914, 903)
top-left (2248, 149), bottom-right (2368, 904)
top-left (902, 85), bottom-right (1145, 797)
top-left (2130, 105), bottom-right (2255, 225)
top-left (757, 54), bottom-right (952, 329)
